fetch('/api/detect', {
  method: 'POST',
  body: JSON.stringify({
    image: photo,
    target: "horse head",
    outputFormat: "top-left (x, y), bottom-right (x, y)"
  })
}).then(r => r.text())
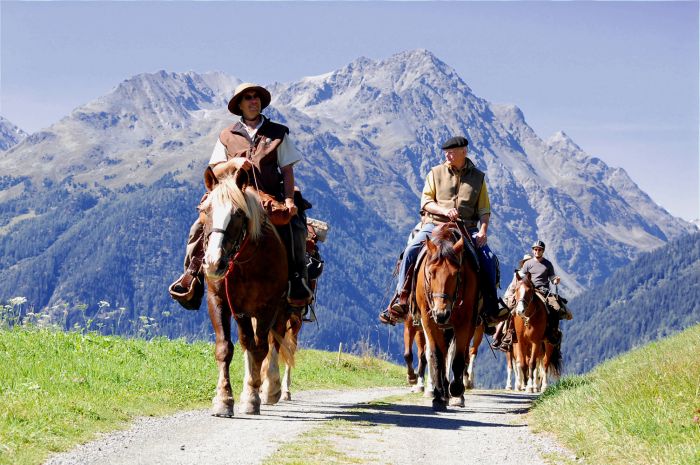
top-left (514, 271), bottom-right (535, 318)
top-left (423, 232), bottom-right (464, 326)
top-left (200, 167), bottom-right (264, 281)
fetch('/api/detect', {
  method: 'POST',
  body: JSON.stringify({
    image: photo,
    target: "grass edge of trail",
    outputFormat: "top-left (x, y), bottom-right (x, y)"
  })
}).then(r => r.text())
top-left (0, 327), bottom-right (405, 465)
top-left (529, 324), bottom-right (700, 465)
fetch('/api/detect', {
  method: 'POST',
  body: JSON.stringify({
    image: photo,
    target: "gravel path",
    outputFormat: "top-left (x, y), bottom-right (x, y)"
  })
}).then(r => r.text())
top-left (44, 388), bottom-right (576, 465)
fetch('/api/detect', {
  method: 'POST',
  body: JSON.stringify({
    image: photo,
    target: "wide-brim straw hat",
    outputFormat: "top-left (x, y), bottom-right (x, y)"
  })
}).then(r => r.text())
top-left (227, 83), bottom-right (272, 116)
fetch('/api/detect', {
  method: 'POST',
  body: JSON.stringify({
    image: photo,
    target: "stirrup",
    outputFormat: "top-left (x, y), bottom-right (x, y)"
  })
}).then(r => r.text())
top-left (168, 271), bottom-right (203, 311)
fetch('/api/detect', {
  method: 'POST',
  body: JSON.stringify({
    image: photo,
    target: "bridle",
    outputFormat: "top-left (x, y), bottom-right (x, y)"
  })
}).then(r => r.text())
top-left (203, 208), bottom-right (251, 274)
top-left (515, 283), bottom-right (536, 326)
top-left (423, 253), bottom-right (463, 325)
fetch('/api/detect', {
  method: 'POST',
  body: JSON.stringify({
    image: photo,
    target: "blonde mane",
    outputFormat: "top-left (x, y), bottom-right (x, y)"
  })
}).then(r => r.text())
top-left (203, 175), bottom-right (265, 241)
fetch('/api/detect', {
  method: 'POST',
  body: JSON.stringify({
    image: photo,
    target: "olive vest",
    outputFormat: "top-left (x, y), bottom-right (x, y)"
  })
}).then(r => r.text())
top-left (219, 117), bottom-right (289, 197)
top-left (428, 159), bottom-right (485, 225)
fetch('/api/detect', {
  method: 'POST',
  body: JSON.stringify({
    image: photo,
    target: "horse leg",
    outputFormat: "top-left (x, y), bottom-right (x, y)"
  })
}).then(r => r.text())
top-left (404, 320), bottom-right (417, 385)
top-left (505, 350), bottom-right (513, 390)
top-left (281, 314), bottom-right (301, 401)
top-left (526, 342), bottom-right (539, 393)
top-left (415, 328), bottom-right (427, 393)
top-left (449, 327), bottom-right (470, 407)
top-left (514, 343), bottom-right (527, 391)
top-left (209, 300), bottom-right (234, 417)
top-left (237, 318), bottom-right (269, 415)
top-left (260, 337), bottom-right (281, 405)
top-left (424, 326), bottom-right (448, 410)
top-left (465, 324), bottom-right (483, 390)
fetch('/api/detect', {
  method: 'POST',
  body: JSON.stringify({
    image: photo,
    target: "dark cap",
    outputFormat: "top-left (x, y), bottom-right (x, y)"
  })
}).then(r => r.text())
top-left (441, 136), bottom-right (469, 150)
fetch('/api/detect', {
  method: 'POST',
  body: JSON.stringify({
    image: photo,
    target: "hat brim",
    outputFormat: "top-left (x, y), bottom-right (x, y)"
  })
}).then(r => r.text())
top-left (228, 85), bottom-right (271, 115)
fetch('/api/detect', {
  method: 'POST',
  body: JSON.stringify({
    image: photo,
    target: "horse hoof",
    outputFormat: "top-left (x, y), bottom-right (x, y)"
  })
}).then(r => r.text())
top-left (465, 380), bottom-right (474, 390)
top-left (211, 397), bottom-right (234, 417)
top-left (432, 399), bottom-right (447, 412)
top-left (282, 391), bottom-right (291, 401)
top-left (407, 374), bottom-right (418, 385)
top-left (449, 381), bottom-right (465, 398)
top-left (261, 390), bottom-right (282, 405)
top-left (449, 395), bottom-right (465, 407)
top-left (505, 385), bottom-right (512, 391)
top-left (238, 401), bottom-right (261, 415)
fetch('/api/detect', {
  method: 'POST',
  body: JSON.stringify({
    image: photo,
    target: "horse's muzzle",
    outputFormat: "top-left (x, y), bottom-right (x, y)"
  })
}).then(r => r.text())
top-left (203, 253), bottom-right (228, 281)
top-left (432, 306), bottom-right (452, 326)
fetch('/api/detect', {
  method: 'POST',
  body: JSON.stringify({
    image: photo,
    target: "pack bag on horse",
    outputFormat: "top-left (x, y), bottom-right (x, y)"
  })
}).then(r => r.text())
top-left (378, 135), bottom-right (509, 334)
top-left (415, 222), bottom-right (479, 410)
top-left (169, 82), bottom-right (322, 311)
top-left (512, 270), bottom-right (563, 392)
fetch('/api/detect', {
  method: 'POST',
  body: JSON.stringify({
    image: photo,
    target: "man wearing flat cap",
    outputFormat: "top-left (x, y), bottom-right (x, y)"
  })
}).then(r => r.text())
top-left (169, 82), bottom-right (313, 309)
top-left (379, 135), bottom-right (507, 329)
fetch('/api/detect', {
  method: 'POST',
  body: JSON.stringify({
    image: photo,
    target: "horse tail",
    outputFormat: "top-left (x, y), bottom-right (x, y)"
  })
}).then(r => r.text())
top-left (271, 325), bottom-right (297, 369)
top-left (548, 344), bottom-right (563, 377)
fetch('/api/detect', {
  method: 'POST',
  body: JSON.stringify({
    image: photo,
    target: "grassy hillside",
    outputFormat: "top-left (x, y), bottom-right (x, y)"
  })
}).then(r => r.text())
top-left (563, 232), bottom-right (700, 375)
top-left (0, 328), bottom-right (405, 465)
top-left (530, 324), bottom-right (700, 465)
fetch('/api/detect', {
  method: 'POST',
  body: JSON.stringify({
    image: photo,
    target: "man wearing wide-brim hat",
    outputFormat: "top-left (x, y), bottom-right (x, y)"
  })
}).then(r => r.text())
top-left (169, 82), bottom-right (313, 309)
top-left (379, 135), bottom-right (508, 330)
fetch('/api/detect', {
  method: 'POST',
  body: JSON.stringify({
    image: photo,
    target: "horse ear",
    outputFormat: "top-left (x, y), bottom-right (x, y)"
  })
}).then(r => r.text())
top-left (204, 167), bottom-right (218, 192)
top-left (515, 270), bottom-right (521, 281)
top-left (453, 237), bottom-right (464, 255)
top-left (425, 238), bottom-right (438, 255)
top-left (233, 168), bottom-right (249, 190)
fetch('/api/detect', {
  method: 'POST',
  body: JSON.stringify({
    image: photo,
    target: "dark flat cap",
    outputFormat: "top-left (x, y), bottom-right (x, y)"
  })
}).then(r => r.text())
top-left (441, 136), bottom-right (469, 150)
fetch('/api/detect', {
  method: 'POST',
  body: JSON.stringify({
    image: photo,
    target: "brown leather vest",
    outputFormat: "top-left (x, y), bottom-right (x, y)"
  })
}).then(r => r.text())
top-left (218, 117), bottom-right (289, 197)
top-left (430, 159), bottom-right (485, 223)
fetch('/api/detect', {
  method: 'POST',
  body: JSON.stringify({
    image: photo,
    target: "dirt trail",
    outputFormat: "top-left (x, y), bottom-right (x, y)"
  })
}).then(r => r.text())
top-left (44, 388), bottom-right (575, 465)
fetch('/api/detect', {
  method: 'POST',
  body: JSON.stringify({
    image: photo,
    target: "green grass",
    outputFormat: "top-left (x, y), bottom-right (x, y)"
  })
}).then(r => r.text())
top-left (530, 324), bottom-right (700, 465)
top-left (0, 327), bottom-right (404, 465)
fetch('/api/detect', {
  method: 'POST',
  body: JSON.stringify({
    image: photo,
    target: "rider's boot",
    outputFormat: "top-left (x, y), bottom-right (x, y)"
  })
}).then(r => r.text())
top-left (168, 220), bottom-right (205, 310)
top-left (286, 218), bottom-right (314, 308)
top-left (491, 320), bottom-right (506, 347)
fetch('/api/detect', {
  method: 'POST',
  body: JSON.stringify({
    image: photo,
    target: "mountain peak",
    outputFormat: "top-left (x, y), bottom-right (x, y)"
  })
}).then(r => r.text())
top-left (547, 130), bottom-right (582, 152)
top-left (0, 116), bottom-right (28, 151)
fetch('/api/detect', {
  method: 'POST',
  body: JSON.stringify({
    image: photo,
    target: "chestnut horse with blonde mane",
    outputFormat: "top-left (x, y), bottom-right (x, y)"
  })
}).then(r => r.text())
top-left (416, 223), bottom-right (479, 410)
top-left (512, 271), bottom-right (562, 392)
top-left (200, 167), bottom-right (294, 416)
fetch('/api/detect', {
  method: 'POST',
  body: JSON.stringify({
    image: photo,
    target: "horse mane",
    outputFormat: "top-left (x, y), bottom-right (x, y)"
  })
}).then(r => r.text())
top-left (428, 224), bottom-right (461, 266)
top-left (204, 175), bottom-right (265, 241)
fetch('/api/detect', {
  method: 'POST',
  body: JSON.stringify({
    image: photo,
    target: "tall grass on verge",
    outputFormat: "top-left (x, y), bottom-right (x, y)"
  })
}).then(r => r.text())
top-left (530, 324), bottom-right (700, 465)
top-left (0, 327), bottom-right (405, 465)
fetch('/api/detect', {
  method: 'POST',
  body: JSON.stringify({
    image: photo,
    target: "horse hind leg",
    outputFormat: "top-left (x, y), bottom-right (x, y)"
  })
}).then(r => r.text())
top-left (260, 344), bottom-right (282, 405)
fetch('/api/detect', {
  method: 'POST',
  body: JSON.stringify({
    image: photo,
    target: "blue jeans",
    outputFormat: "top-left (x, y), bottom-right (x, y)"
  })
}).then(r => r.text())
top-left (395, 224), bottom-right (498, 301)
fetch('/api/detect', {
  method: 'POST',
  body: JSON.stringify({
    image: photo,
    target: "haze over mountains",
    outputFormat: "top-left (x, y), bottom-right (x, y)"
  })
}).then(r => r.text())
top-left (0, 50), bottom-right (694, 353)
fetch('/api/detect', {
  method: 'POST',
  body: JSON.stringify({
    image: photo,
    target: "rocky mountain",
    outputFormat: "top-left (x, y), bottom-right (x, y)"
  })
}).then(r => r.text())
top-left (0, 50), bottom-right (694, 354)
top-left (0, 116), bottom-right (28, 151)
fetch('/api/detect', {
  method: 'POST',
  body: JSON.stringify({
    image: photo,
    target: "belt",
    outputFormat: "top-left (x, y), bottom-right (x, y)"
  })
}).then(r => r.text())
top-left (422, 212), bottom-right (477, 229)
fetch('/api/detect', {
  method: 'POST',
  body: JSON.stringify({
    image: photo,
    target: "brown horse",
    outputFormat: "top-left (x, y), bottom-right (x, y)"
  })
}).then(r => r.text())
top-left (403, 318), bottom-right (428, 392)
top-left (512, 272), bottom-right (562, 392)
top-left (416, 223), bottom-right (479, 410)
top-left (200, 168), bottom-right (290, 416)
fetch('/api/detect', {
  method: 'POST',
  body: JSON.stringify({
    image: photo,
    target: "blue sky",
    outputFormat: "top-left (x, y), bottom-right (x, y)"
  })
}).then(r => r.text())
top-left (1, 1), bottom-right (698, 221)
